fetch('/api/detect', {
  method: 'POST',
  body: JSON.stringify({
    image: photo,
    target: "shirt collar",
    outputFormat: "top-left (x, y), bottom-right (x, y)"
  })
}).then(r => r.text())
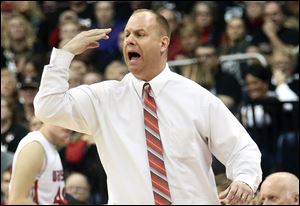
top-left (131, 64), bottom-right (171, 99)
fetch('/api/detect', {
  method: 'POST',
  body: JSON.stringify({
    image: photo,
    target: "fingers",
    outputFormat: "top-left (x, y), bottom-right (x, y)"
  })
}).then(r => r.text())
top-left (219, 186), bottom-right (230, 199)
top-left (245, 193), bottom-right (254, 204)
top-left (62, 28), bottom-right (112, 55)
top-left (226, 185), bottom-right (238, 202)
top-left (219, 181), bottom-right (254, 205)
top-left (90, 33), bottom-right (110, 42)
top-left (239, 192), bottom-right (250, 205)
top-left (84, 28), bottom-right (112, 37)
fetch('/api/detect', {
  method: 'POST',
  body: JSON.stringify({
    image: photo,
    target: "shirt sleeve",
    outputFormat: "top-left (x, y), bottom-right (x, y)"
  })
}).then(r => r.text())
top-left (275, 83), bottom-right (299, 101)
top-left (34, 48), bottom-right (98, 135)
top-left (207, 98), bottom-right (262, 192)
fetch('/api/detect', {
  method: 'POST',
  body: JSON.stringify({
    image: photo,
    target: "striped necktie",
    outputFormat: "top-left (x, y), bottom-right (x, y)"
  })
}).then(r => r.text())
top-left (143, 83), bottom-right (172, 205)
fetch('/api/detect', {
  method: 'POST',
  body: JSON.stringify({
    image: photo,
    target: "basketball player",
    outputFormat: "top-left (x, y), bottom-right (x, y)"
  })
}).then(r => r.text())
top-left (8, 123), bottom-right (71, 204)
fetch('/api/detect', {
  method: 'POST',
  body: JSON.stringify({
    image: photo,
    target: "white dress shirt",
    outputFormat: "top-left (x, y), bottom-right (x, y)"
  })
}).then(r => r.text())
top-left (34, 48), bottom-right (262, 205)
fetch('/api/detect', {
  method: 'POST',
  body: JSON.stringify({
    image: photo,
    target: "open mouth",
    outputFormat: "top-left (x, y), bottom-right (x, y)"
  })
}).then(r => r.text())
top-left (128, 52), bottom-right (141, 61)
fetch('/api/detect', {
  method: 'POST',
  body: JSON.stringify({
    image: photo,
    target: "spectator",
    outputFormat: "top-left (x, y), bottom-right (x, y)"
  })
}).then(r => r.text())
top-left (221, 17), bottom-right (251, 55)
top-left (244, 1), bottom-right (264, 37)
top-left (1, 166), bottom-right (12, 205)
top-left (20, 56), bottom-right (44, 79)
top-left (240, 64), bottom-right (280, 178)
top-left (65, 172), bottom-right (91, 204)
top-left (157, 6), bottom-right (183, 61)
top-left (68, 1), bottom-right (94, 28)
top-left (1, 97), bottom-right (28, 153)
top-left (91, 1), bottom-right (125, 73)
top-left (48, 10), bottom-right (80, 49)
top-left (70, 58), bottom-right (91, 77)
top-left (251, 1), bottom-right (299, 55)
top-left (192, 1), bottom-right (222, 47)
top-left (83, 71), bottom-right (103, 85)
top-left (60, 132), bottom-right (108, 204)
top-left (68, 58), bottom-right (91, 88)
top-left (175, 22), bottom-right (199, 60)
top-left (14, 1), bottom-right (44, 33)
top-left (16, 75), bottom-right (40, 129)
top-left (1, 69), bottom-right (18, 104)
top-left (1, 14), bottom-right (39, 72)
top-left (269, 48), bottom-right (299, 101)
top-left (104, 60), bottom-right (128, 81)
top-left (58, 21), bottom-right (81, 48)
top-left (260, 172), bottom-right (299, 205)
top-left (284, 1), bottom-right (299, 31)
top-left (220, 17), bottom-right (252, 85)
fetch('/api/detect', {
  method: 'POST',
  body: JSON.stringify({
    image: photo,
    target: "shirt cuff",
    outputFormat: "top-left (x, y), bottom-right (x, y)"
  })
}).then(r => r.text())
top-left (49, 47), bottom-right (75, 68)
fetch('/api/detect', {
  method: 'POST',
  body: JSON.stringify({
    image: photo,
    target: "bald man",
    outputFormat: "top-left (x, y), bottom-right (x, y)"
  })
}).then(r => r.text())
top-left (65, 172), bottom-right (91, 204)
top-left (260, 172), bottom-right (299, 205)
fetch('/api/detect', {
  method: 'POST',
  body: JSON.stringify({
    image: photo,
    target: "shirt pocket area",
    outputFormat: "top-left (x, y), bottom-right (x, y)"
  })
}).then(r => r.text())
top-left (164, 128), bottom-right (198, 159)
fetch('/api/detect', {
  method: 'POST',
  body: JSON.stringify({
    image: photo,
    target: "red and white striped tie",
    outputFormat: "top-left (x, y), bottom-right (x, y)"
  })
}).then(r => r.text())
top-left (143, 83), bottom-right (172, 205)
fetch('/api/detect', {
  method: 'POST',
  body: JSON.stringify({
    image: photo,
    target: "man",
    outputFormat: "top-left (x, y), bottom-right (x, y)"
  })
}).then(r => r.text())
top-left (260, 172), bottom-right (299, 205)
top-left (34, 9), bottom-right (262, 204)
top-left (251, 1), bottom-right (298, 54)
top-left (8, 123), bottom-right (71, 204)
top-left (65, 172), bottom-right (91, 204)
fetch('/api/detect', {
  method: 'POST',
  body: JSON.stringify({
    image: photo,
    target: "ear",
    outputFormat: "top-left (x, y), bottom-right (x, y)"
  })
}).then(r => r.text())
top-left (160, 36), bottom-right (170, 53)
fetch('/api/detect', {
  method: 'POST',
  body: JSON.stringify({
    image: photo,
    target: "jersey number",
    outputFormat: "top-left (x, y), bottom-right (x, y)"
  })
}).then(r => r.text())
top-left (53, 187), bottom-right (66, 205)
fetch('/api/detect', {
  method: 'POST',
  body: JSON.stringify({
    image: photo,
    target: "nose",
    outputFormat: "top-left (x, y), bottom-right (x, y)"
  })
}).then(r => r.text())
top-left (124, 34), bottom-right (136, 46)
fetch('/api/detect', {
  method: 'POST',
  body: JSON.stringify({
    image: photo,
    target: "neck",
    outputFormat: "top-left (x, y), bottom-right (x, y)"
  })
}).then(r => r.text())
top-left (142, 63), bottom-right (166, 81)
top-left (39, 126), bottom-right (55, 145)
top-left (11, 40), bottom-right (27, 52)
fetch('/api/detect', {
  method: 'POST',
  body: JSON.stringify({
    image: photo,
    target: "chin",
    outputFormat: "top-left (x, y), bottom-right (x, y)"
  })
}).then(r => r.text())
top-left (128, 65), bottom-right (140, 73)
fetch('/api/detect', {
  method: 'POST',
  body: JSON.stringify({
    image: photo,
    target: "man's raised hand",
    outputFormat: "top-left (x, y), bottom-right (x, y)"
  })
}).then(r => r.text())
top-left (62, 28), bottom-right (112, 55)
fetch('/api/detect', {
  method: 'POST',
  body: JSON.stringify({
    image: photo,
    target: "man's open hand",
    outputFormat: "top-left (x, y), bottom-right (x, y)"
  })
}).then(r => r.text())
top-left (62, 28), bottom-right (112, 55)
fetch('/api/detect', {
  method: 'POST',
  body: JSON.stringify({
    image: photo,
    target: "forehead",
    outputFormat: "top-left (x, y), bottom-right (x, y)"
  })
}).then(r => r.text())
top-left (125, 12), bottom-right (157, 31)
top-left (196, 47), bottom-right (215, 54)
top-left (228, 18), bottom-right (244, 26)
top-left (265, 3), bottom-right (280, 12)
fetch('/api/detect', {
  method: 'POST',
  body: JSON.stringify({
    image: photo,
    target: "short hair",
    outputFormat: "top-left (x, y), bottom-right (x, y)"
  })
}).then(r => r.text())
top-left (132, 9), bottom-right (171, 38)
top-left (244, 64), bottom-right (272, 82)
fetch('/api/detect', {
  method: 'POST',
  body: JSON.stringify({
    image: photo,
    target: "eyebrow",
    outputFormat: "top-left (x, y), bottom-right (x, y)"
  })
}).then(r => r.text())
top-left (125, 28), bottom-right (146, 33)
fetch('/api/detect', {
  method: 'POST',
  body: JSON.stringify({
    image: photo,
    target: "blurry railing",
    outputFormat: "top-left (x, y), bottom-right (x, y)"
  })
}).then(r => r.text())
top-left (219, 53), bottom-right (268, 67)
top-left (167, 52), bottom-right (268, 68)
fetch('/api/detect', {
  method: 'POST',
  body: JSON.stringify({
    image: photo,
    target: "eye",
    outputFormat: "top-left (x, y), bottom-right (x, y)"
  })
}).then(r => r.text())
top-left (269, 195), bottom-right (278, 201)
top-left (136, 32), bottom-right (145, 37)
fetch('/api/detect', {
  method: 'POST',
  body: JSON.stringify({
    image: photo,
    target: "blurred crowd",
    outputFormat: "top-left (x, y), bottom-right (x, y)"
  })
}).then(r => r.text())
top-left (1, 1), bottom-right (299, 205)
